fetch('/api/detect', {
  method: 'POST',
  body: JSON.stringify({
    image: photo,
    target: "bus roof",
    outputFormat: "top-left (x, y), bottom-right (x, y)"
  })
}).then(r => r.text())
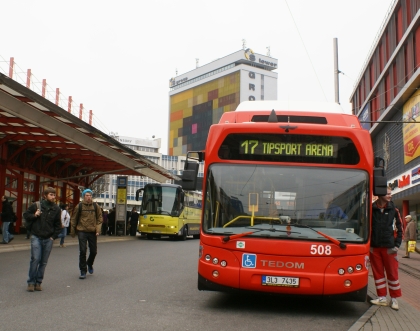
top-left (236, 100), bottom-right (349, 114)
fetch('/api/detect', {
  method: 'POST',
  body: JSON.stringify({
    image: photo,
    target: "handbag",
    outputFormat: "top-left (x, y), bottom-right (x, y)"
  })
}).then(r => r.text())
top-left (408, 241), bottom-right (416, 253)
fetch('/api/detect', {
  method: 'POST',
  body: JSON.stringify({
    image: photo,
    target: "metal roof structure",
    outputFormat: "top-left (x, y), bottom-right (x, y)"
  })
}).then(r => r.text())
top-left (0, 72), bottom-right (180, 184)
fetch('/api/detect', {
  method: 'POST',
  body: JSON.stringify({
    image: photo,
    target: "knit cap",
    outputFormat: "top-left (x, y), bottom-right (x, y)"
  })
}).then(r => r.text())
top-left (82, 189), bottom-right (93, 197)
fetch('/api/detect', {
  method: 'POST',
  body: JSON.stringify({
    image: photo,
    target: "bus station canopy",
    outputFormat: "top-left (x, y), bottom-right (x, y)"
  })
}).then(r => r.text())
top-left (0, 72), bottom-right (179, 184)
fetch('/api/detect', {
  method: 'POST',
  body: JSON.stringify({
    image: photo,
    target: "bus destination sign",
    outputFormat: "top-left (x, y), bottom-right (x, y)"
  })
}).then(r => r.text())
top-left (240, 140), bottom-right (338, 157)
top-left (218, 134), bottom-right (360, 165)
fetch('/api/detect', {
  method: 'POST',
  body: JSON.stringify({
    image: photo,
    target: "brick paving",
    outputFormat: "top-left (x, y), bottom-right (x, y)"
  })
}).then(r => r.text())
top-left (349, 245), bottom-right (420, 331)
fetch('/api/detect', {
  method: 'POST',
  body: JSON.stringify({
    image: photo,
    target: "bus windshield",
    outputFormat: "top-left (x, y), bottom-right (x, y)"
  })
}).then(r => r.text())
top-left (140, 185), bottom-right (182, 216)
top-left (203, 164), bottom-right (369, 243)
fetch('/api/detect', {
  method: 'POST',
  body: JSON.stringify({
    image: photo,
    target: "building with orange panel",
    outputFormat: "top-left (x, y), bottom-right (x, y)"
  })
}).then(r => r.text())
top-left (168, 49), bottom-right (278, 156)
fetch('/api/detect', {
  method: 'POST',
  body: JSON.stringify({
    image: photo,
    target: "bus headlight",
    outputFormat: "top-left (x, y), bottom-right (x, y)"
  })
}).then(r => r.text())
top-left (355, 264), bottom-right (362, 271)
top-left (205, 254), bottom-right (211, 261)
top-left (344, 280), bottom-right (352, 287)
top-left (220, 260), bottom-right (227, 267)
top-left (347, 266), bottom-right (354, 274)
top-left (212, 270), bottom-right (219, 278)
top-left (338, 268), bottom-right (345, 275)
top-left (212, 258), bottom-right (219, 265)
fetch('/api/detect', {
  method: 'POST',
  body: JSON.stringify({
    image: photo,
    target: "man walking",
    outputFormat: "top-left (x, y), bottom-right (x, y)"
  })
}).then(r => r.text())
top-left (70, 189), bottom-right (102, 279)
top-left (370, 187), bottom-right (403, 310)
top-left (1, 195), bottom-right (14, 244)
top-left (23, 187), bottom-right (62, 292)
top-left (402, 214), bottom-right (420, 257)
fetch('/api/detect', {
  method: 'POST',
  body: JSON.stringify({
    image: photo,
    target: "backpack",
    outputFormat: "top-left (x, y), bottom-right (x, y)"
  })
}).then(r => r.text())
top-left (23, 201), bottom-right (41, 229)
top-left (75, 202), bottom-right (99, 227)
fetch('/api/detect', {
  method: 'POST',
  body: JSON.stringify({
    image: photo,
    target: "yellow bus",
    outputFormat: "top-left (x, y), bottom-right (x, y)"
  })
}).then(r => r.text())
top-left (136, 183), bottom-right (202, 240)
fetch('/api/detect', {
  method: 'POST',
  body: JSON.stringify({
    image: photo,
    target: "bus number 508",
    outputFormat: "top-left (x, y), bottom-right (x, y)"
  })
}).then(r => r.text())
top-left (310, 245), bottom-right (332, 255)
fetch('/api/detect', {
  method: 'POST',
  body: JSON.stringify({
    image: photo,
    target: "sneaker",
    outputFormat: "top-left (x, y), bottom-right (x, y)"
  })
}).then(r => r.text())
top-left (8, 237), bottom-right (14, 243)
top-left (59, 244), bottom-right (66, 248)
top-left (27, 284), bottom-right (35, 292)
top-left (79, 272), bottom-right (86, 279)
top-left (35, 284), bottom-right (42, 291)
top-left (88, 265), bottom-right (94, 274)
top-left (391, 298), bottom-right (399, 310)
top-left (402, 256), bottom-right (410, 258)
top-left (370, 297), bottom-right (388, 306)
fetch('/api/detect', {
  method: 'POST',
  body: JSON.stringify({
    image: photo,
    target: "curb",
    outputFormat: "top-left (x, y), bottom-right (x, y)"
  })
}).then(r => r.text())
top-left (0, 236), bottom-right (138, 254)
top-left (347, 304), bottom-right (379, 331)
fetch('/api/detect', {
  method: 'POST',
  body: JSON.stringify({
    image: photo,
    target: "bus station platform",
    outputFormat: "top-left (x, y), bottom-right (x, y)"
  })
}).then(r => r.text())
top-left (1, 235), bottom-right (420, 331)
top-left (348, 246), bottom-right (420, 331)
top-left (0, 233), bottom-right (138, 254)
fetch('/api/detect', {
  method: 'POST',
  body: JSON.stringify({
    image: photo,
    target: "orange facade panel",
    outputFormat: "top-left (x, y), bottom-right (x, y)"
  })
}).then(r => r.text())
top-left (170, 109), bottom-right (184, 122)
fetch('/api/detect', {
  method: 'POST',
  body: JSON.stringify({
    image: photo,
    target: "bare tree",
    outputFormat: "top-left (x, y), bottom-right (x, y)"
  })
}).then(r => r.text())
top-left (87, 174), bottom-right (108, 198)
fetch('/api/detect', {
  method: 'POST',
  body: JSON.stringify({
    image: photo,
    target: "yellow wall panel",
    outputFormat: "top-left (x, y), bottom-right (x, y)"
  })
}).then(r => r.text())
top-left (169, 71), bottom-right (240, 156)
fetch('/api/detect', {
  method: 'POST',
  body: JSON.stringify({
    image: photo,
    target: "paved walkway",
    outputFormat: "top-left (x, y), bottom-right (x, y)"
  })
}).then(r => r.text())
top-left (0, 233), bottom-right (137, 253)
top-left (349, 246), bottom-right (420, 331)
top-left (2, 235), bottom-right (420, 330)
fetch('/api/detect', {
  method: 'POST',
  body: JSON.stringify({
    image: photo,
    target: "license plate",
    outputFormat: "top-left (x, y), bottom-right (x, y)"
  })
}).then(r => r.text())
top-left (262, 276), bottom-right (299, 287)
top-left (152, 230), bottom-right (161, 233)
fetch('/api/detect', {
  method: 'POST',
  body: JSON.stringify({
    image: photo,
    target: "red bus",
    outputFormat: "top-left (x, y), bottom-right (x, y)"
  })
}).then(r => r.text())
top-left (184, 101), bottom-right (387, 302)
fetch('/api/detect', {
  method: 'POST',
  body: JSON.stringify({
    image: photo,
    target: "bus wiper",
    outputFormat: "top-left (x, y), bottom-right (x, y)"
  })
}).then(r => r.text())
top-left (222, 227), bottom-right (299, 243)
top-left (291, 223), bottom-right (347, 249)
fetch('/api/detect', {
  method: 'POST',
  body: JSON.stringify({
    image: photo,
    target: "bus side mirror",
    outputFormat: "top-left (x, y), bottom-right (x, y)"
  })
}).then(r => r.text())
top-left (135, 188), bottom-right (143, 201)
top-left (181, 162), bottom-right (199, 191)
top-left (179, 151), bottom-right (203, 191)
top-left (180, 191), bottom-right (185, 205)
top-left (373, 157), bottom-right (387, 196)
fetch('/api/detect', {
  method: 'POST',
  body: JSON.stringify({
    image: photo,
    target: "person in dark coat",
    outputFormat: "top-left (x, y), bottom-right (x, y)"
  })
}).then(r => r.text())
top-left (129, 207), bottom-right (139, 236)
top-left (369, 187), bottom-right (403, 310)
top-left (107, 208), bottom-right (115, 235)
top-left (101, 209), bottom-right (108, 235)
top-left (23, 187), bottom-right (62, 291)
top-left (1, 195), bottom-right (14, 244)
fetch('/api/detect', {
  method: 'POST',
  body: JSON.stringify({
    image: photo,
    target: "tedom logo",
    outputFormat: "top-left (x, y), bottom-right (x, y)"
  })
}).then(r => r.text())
top-left (244, 48), bottom-right (255, 62)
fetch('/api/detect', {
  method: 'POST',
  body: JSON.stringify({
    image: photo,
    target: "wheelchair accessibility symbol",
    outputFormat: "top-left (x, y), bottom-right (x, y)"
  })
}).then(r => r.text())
top-left (242, 254), bottom-right (256, 268)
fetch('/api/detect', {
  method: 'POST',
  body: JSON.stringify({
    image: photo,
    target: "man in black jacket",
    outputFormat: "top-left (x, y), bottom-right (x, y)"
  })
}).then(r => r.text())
top-left (23, 187), bottom-right (62, 292)
top-left (370, 187), bottom-right (403, 310)
top-left (1, 195), bottom-right (14, 244)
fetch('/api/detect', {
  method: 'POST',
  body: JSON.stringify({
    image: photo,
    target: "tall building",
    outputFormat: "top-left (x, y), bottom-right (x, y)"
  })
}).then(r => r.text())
top-left (350, 0), bottom-right (420, 223)
top-left (168, 48), bottom-right (278, 156)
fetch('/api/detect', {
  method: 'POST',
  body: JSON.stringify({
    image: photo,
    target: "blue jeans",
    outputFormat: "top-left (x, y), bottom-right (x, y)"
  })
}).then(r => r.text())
top-left (27, 235), bottom-right (53, 285)
top-left (78, 232), bottom-right (97, 273)
top-left (57, 227), bottom-right (67, 245)
top-left (2, 221), bottom-right (14, 243)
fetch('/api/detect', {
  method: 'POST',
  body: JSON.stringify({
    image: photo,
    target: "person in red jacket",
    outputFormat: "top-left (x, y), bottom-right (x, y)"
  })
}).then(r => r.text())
top-left (369, 187), bottom-right (403, 310)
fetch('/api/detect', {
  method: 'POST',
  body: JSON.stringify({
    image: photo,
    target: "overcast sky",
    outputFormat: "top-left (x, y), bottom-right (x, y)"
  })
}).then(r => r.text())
top-left (1, 0), bottom-right (395, 153)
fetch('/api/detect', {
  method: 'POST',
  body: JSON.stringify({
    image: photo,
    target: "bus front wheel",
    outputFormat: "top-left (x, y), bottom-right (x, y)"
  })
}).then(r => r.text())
top-left (180, 227), bottom-right (187, 241)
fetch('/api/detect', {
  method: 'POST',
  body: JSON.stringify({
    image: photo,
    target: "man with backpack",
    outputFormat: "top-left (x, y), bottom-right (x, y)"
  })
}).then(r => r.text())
top-left (70, 189), bottom-right (103, 279)
top-left (23, 187), bottom-right (62, 292)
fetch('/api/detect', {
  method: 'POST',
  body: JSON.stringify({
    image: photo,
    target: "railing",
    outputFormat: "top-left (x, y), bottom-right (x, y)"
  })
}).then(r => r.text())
top-left (0, 55), bottom-right (110, 133)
